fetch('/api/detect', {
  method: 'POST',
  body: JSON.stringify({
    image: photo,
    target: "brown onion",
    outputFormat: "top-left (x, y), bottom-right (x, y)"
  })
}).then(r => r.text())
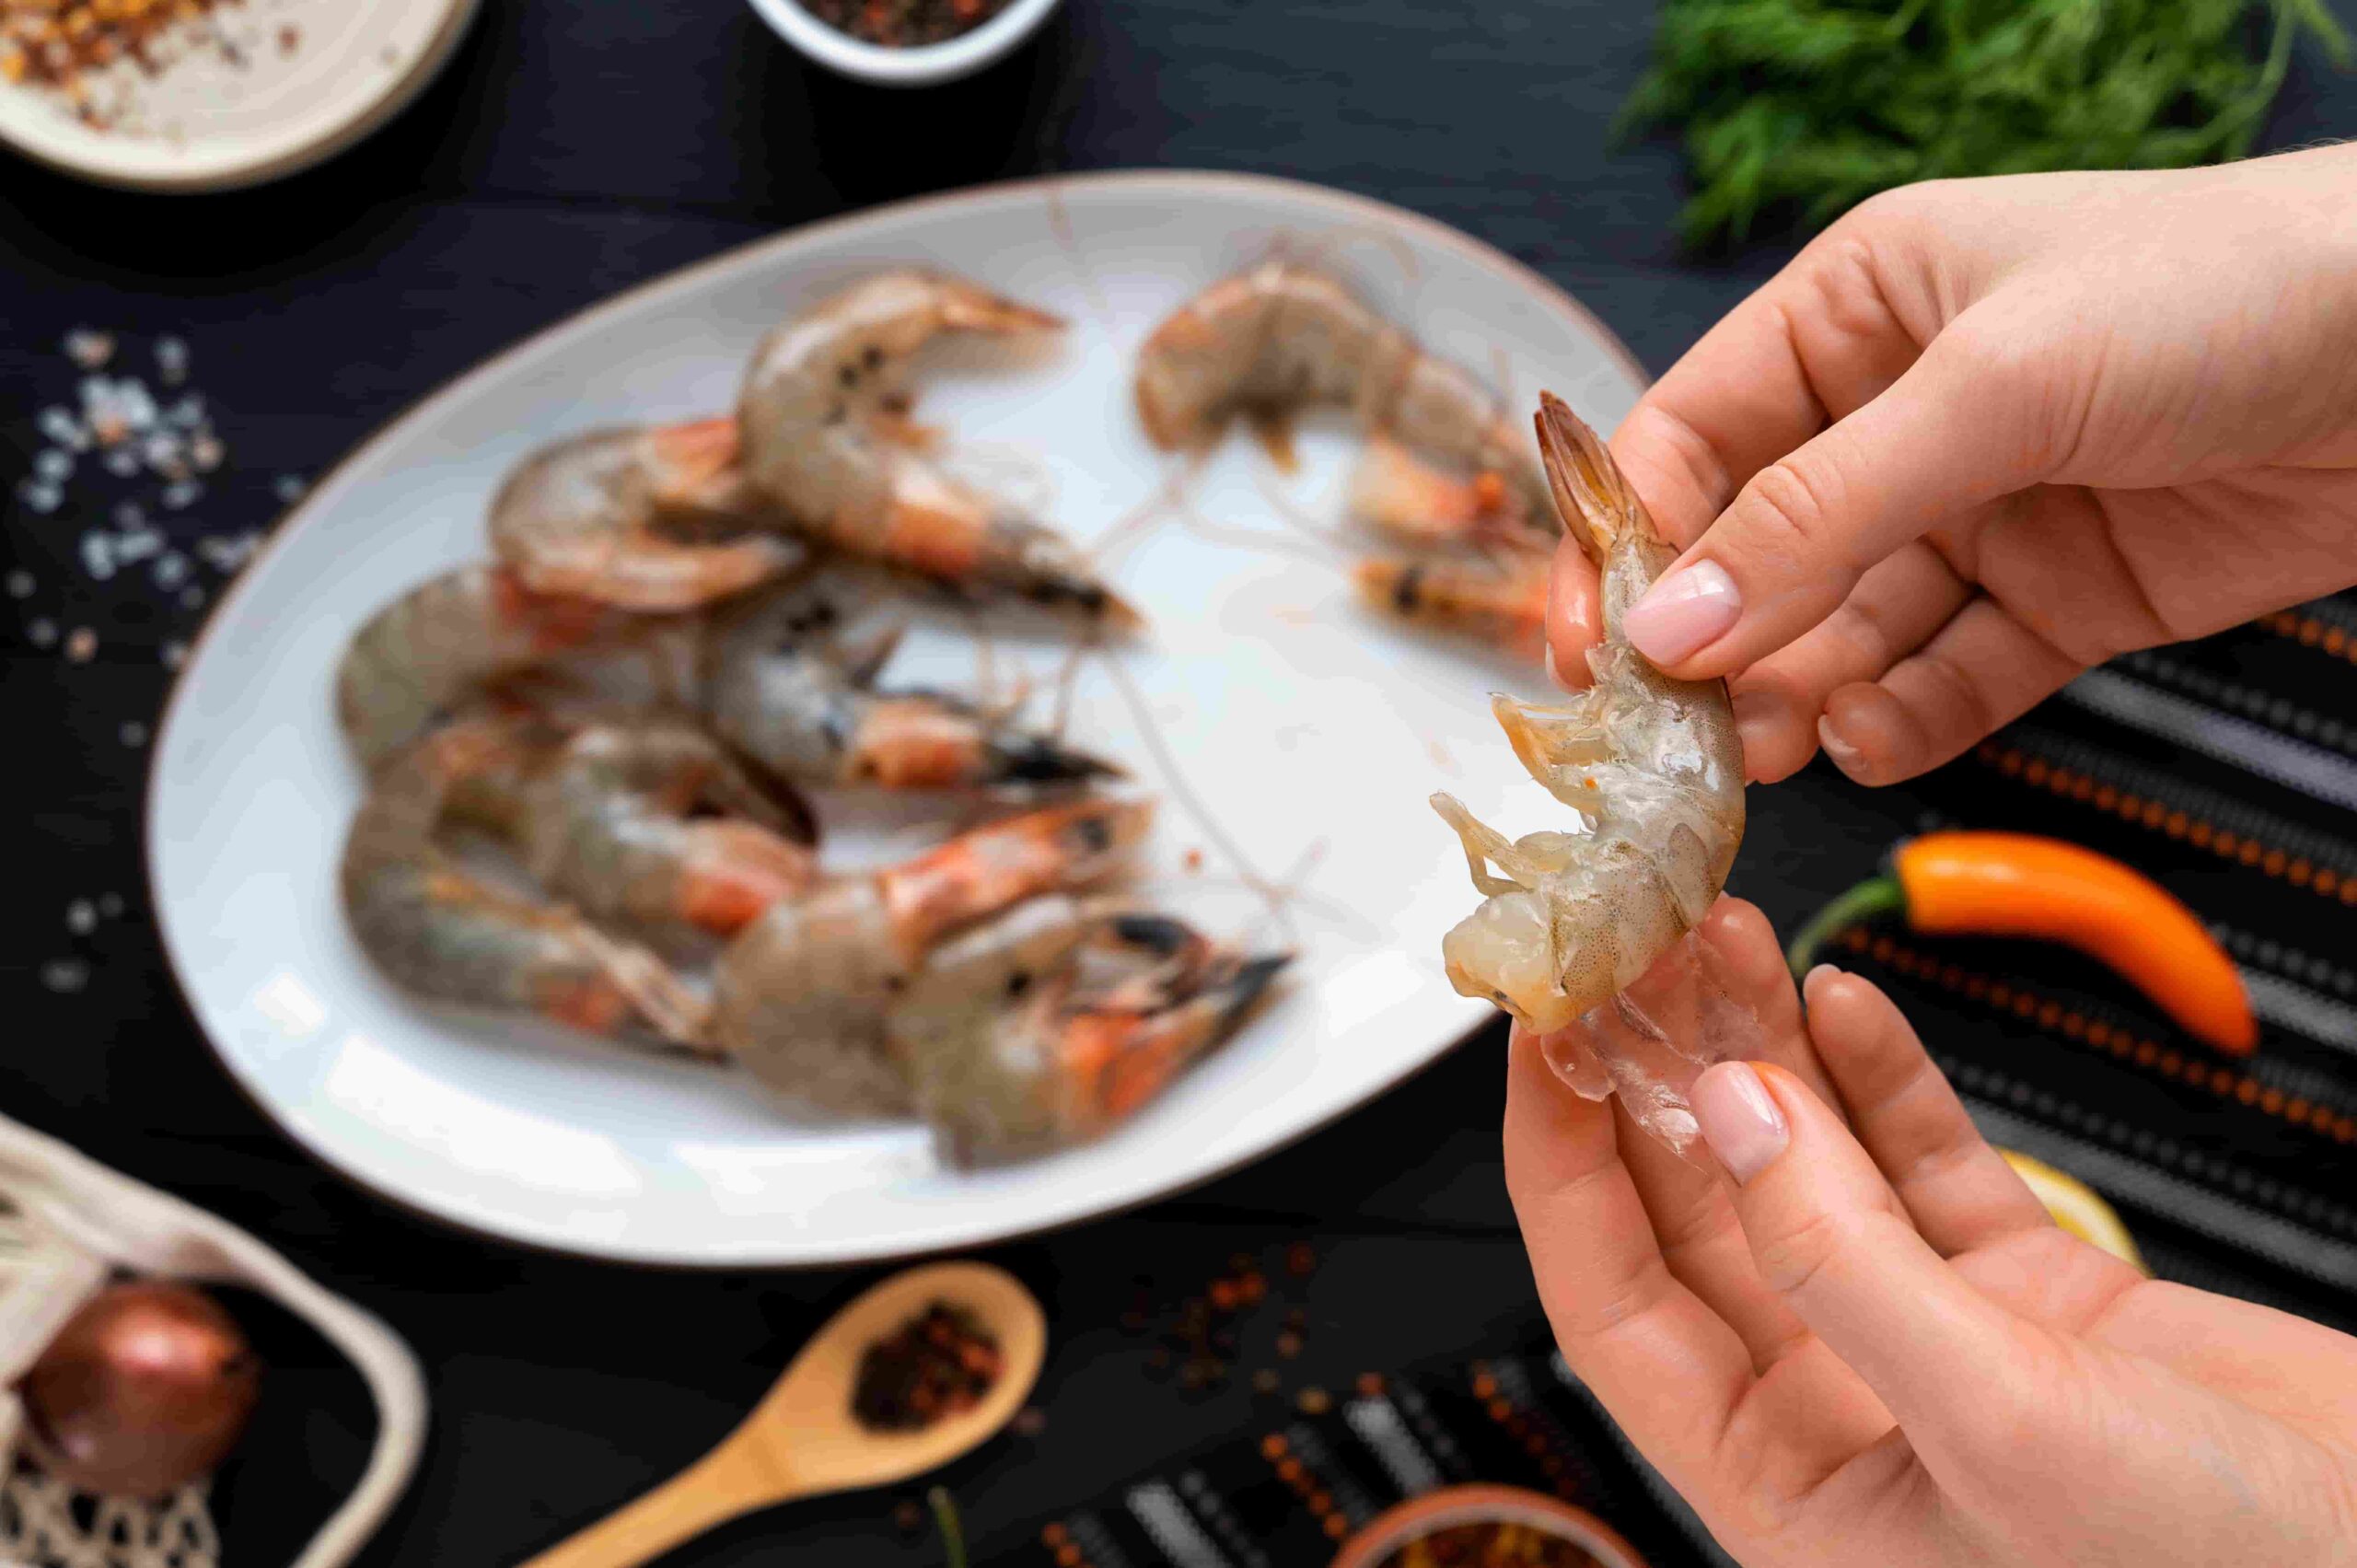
top-left (21, 1280), bottom-right (262, 1496)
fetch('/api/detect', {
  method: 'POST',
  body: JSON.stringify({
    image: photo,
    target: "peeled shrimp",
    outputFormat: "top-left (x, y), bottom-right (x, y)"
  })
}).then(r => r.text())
top-left (702, 564), bottom-right (1120, 791)
top-left (509, 717), bottom-right (818, 943)
top-left (487, 422), bottom-right (801, 612)
top-left (334, 564), bottom-right (653, 772)
top-left (339, 719), bottom-right (708, 1050)
top-left (710, 798), bottom-right (1154, 1114)
top-left (737, 270), bottom-right (1140, 631)
top-left (1134, 261), bottom-right (1550, 541)
top-left (890, 902), bottom-right (1290, 1164)
top-left (1428, 395), bottom-right (1745, 1032)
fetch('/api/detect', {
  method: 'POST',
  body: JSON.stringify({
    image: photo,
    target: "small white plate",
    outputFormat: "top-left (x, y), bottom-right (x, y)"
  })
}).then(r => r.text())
top-left (147, 171), bottom-right (1645, 1267)
top-left (0, 0), bottom-right (477, 192)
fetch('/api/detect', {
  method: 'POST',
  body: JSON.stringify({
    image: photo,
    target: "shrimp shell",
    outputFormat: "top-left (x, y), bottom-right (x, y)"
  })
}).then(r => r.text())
top-left (737, 270), bottom-right (1140, 631)
top-left (1133, 261), bottom-right (1550, 535)
top-left (1428, 395), bottom-right (1745, 1033)
top-left (333, 565), bottom-right (655, 772)
top-left (891, 904), bottom-right (1290, 1165)
top-left (486, 422), bottom-right (801, 612)
top-left (710, 798), bottom-right (1155, 1114)
top-left (700, 564), bottom-right (1120, 791)
top-left (340, 719), bottom-right (709, 1050)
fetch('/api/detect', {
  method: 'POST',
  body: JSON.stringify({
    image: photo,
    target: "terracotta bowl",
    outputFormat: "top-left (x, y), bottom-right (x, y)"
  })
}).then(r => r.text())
top-left (1329, 1485), bottom-right (1652, 1568)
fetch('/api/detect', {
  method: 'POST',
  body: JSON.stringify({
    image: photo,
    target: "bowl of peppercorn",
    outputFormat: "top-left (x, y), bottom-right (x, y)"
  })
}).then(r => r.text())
top-left (747, 0), bottom-right (1059, 86)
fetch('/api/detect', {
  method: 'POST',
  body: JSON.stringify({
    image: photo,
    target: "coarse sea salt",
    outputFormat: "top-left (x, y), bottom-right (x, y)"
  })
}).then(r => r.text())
top-left (40, 959), bottom-right (91, 994)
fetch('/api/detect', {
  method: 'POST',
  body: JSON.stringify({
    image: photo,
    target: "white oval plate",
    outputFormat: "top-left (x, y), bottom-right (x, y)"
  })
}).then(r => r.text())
top-left (148, 171), bottom-right (1645, 1267)
top-left (0, 0), bottom-right (476, 192)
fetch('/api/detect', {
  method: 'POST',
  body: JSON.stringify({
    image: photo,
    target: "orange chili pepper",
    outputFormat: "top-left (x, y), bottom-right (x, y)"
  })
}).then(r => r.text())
top-left (1787, 830), bottom-right (2256, 1056)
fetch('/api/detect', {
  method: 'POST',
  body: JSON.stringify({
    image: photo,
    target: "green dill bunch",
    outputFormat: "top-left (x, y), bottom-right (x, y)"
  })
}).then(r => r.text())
top-left (1624, 0), bottom-right (2351, 249)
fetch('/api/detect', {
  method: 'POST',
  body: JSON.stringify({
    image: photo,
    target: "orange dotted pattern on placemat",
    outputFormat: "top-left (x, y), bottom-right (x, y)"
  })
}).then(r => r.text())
top-left (1977, 742), bottom-right (2355, 903)
top-left (1038, 1520), bottom-right (1089, 1568)
top-left (2259, 610), bottom-right (2357, 663)
top-left (1468, 1364), bottom-right (1583, 1503)
top-left (1840, 928), bottom-right (2357, 1144)
top-left (1258, 1432), bottom-right (1351, 1541)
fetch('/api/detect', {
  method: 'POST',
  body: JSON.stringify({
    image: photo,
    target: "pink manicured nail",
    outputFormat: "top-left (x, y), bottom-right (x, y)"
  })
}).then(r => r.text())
top-left (1624, 561), bottom-right (1739, 666)
top-left (1692, 1062), bottom-right (1788, 1183)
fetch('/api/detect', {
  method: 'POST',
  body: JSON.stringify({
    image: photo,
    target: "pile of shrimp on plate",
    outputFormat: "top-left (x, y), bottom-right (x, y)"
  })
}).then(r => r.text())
top-left (333, 261), bottom-right (1577, 1164)
top-left (332, 268), bottom-right (1295, 1167)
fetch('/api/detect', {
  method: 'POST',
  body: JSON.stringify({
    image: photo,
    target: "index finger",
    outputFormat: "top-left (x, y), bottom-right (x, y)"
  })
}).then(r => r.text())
top-left (1548, 229), bottom-right (1931, 689)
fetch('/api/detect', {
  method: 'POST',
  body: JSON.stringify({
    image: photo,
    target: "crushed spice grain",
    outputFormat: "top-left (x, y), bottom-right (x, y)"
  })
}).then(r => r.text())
top-left (851, 1301), bottom-right (1002, 1433)
top-left (2, 0), bottom-right (236, 106)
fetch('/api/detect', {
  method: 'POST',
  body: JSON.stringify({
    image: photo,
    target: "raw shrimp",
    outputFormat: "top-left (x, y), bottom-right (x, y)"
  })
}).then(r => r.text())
top-left (340, 719), bottom-right (709, 1050)
top-left (890, 902), bottom-right (1290, 1164)
top-left (710, 798), bottom-right (1154, 1113)
top-left (1428, 394), bottom-right (1745, 1032)
top-left (487, 421), bottom-right (802, 612)
top-left (1133, 261), bottom-right (1550, 543)
top-left (737, 270), bottom-right (1140, 631)
top-left (1353, 548), bottom-right (1549, 659)
top-left (511, 717), bottom-right (818, 942)
top-left (334, 564), bottom-right (652, 772)
top-left (701, 565), bottom-right (1120, 791)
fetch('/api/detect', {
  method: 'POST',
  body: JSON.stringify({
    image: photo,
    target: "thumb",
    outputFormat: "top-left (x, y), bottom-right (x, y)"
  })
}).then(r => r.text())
top-left (1690, 1060), bottom-right (2044, 1480)
top-left (1620, 319), bottom-right (2049, 679)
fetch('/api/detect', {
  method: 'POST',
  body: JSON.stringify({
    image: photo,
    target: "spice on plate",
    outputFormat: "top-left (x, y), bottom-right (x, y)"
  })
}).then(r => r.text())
top-left (850, 1301), bottom-right (1001, 1432)
top-left (1, 0), bottom-right (230, 99)
top-left (1372, 1522), bottom-right (1605, 1568)
top-left (797, 0), bottom-right (1012, 49)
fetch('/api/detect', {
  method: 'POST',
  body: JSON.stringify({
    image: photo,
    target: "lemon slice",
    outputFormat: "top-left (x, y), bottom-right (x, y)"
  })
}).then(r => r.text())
top-left (1999, 1149), bottom-right (2145, 1272)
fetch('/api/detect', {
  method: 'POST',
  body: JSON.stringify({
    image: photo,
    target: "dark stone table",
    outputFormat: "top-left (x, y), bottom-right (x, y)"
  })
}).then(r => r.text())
top-left (4, 5), bottom-right (2354, 1562)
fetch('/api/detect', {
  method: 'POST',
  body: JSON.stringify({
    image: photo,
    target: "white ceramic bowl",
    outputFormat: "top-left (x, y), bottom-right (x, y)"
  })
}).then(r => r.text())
top-left (746, 0), bottom-right (1062, 86)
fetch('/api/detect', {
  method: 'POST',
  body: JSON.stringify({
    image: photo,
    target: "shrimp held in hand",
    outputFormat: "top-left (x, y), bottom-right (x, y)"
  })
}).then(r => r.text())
top-left (737, 270), bottom-right (1139, 632)
top-left (1429, 395), bottom-right (1745, 1032)
top-left (487, 421), bottom-right (800, 612)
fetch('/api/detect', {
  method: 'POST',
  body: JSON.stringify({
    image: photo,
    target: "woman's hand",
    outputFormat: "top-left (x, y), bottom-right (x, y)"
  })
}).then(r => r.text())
top-left (1507, 900), bottom-right (2357, 1566)
top-left (1547, 145), bottom-right (2357, 785)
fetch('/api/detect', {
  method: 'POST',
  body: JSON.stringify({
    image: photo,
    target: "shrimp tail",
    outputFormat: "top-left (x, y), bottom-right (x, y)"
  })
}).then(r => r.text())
top-left (1533, 390), bottom-right (1640, 563)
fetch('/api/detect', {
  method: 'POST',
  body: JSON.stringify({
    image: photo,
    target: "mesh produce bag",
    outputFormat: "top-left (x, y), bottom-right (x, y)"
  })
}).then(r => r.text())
top-left (0, 1115), bottom-right (424, 1568)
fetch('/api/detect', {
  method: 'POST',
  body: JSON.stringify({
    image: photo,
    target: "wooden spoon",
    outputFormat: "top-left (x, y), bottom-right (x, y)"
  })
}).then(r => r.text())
top-left (519, 1261), bottom-right (1045, 1567)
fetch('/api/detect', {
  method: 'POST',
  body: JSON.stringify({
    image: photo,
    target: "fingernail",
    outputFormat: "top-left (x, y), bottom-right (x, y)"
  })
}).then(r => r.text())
top-left (1803, 963), bottom-right (1841, 993)
top-left (1624, 561), bottom-right (1739, 666)
top-left (1816, 714), bottom-right (1870, 781)
top-left (1691, 1062), bottom-right (1788, 1183)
